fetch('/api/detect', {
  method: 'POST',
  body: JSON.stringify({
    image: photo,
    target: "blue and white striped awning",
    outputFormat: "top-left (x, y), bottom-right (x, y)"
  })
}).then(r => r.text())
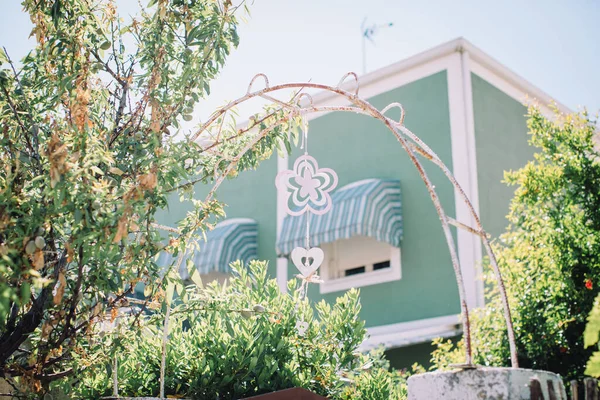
top-left (276, 179), bottom-right (402, 256)
top-left (157, 218), bottom-right (258, 276)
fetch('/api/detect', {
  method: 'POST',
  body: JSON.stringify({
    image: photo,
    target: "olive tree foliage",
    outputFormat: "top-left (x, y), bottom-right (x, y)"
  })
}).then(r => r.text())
top-left (431, 108), bottom-right (600, 381)
top-left (0, 0), bottom-right (297, 390)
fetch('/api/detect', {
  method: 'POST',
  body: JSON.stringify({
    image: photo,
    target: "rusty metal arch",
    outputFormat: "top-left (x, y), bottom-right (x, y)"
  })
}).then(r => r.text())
top-left (184, 72), bottom-right (519, 369)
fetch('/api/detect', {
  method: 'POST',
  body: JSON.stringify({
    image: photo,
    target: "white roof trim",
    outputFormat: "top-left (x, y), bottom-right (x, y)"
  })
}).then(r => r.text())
top-left (311, 38), bottom-right (465, 107)
top-left (359, 314), bottom-right (461, 351)
top-left (463, 39), bottom-right (571, 114)
top-left (310, 37), bottom-right (570, 115)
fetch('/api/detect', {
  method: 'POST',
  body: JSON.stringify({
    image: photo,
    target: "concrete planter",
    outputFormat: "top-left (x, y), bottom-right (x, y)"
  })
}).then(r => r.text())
top-left (408, 367), bottom-right (567, 400)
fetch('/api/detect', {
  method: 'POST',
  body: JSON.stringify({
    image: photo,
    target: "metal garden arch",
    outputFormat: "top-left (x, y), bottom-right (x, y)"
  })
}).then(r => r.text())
top-left (185, 71), bottom-right (520, 369)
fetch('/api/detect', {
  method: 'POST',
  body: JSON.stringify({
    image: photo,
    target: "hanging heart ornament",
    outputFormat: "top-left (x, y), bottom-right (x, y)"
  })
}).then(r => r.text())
top-left (291, 247), bottom-right (324, 278)
top-left (296, 321), bottom-right (309, 336)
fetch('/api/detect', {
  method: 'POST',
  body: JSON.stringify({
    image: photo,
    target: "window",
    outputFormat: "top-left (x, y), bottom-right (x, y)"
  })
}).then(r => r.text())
top-left (319, 235), bottom-right (401, 294)
top-left (345, 266), bottom-right (366, 276)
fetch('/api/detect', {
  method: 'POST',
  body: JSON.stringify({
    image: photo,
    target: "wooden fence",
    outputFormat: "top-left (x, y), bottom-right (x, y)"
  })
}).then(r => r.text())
top-left (529, 377), bottom-right (598, 400)
top-left (569, 378), bottom-right (599, 400)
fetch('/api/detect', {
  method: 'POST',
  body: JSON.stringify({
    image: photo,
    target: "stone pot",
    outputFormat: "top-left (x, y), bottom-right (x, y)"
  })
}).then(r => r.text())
top-left (407, 367), bottom-right (567, 400)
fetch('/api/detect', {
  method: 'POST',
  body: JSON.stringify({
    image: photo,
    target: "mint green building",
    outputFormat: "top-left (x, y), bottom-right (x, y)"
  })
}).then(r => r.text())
top-left (157, 38), bottom-right (569, 368)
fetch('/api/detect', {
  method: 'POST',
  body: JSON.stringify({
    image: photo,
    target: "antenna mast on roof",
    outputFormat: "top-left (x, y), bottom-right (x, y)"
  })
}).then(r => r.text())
top-left (361, 18), bottom-right (394, 75)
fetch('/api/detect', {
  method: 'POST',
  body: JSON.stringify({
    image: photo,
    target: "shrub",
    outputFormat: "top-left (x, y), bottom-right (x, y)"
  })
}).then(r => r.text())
top-left (63, 261), bottom-right (407, 399)
top-left (431, 108), bottom-right (600, 381)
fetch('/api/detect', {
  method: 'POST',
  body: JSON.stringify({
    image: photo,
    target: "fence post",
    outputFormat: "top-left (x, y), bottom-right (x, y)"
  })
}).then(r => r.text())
top-left (584, 378), bottom-right (598, 400)
top-left (571, 380), bottom-right (579, 400)
top-left (530, 378), bottom-right (544, 400)
top-left (547, 380), bottom-right (558, 400)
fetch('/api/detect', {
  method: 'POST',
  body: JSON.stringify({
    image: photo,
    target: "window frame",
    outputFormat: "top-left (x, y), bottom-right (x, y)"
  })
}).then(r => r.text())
top-left (319, 237), bottom-right (401, 294)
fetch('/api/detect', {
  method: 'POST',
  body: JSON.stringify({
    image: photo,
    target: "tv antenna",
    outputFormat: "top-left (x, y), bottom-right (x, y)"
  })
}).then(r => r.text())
top-left (361, 18), bottom-right (394, 74)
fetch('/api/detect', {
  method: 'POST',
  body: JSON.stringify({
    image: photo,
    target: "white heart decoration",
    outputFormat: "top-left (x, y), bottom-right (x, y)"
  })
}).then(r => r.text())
top-left (291, 247), bottom-right (324, 278)
top-left (296, 321), bottom-right (309, 336)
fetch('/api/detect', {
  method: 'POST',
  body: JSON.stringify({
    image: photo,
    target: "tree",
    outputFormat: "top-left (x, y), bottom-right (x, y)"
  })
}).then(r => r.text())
top-left (431, 108), bottom-right (600, 381)
top-left (0, 0), bottom-right (296, 392)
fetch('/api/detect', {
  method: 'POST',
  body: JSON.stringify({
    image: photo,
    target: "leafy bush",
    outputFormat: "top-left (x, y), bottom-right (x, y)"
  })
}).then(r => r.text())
top-left (431, 108), bottom-right (600, 381)
top-left (62, 261), bottom-right (407, 399)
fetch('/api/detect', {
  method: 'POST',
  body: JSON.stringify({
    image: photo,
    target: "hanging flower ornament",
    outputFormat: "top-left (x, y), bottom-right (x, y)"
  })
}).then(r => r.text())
top-left (276, 155), bottom-right (338, 216)
top-left (275, 112), bottom-right (338, 291)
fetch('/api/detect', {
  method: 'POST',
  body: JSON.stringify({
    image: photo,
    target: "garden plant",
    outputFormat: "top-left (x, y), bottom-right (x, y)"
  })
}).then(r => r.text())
top-left (68, 261), bottom-right (407, 399)
top-left (431, 108), bottom-right (600, 383)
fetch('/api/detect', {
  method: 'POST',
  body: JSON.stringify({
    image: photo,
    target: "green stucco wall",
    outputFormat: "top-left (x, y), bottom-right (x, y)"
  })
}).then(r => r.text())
top-left (155, 155), bottom-right (279, 278)
top-left (298, 71), bottom-right (461, 328)
top-left (471, 73), bottom-right (536, 239)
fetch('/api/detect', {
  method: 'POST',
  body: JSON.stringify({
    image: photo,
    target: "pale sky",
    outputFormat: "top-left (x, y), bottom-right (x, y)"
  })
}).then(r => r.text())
top-left (1, 0), bottom-right (598, 129)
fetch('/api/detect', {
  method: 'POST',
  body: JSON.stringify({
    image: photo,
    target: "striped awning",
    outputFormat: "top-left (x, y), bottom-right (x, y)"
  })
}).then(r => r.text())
top-left (276, 179), bottom-right (402, 256)
top-left (157, 218), bottom-right (258, 276)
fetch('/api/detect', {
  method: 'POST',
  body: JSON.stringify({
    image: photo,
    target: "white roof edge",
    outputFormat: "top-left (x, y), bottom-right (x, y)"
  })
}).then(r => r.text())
top-left (310, 37), bottom-right (571, 115)
top-left (460, 38), bottom-right (572, 114)
top-left (311, 37), bottom-right (466, 106)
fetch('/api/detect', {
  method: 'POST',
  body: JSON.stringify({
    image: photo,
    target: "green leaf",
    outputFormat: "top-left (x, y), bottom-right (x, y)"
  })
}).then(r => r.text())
top-left (284, 138), bottom-right (291, 155)
top-left (586, 351), bottom-right (600, 377)
top-left (275, 139), bottom-right (285, 159)
top-left (109, 167), bottom-right (124, 176)
top-left (187, 25), bottom-right (201, 44)
top-left (51, 0), bottom-right (61, 28)
top-left (90, 166), bottom-right (104, 176)
top-left (0, 48), bottom-right (8, 65)
top-left (585, 294), bottom-right (600, 348)
top-left (174, 282), bottom-right (183, 296)
top-left (165, 281), bottom-right (175, 306)
top-left (231, 30), bottom-right (239, 47)
top-left (190, 268), bottom-right (202, 288)
top-left (74, 209), bottom-right (82, 224)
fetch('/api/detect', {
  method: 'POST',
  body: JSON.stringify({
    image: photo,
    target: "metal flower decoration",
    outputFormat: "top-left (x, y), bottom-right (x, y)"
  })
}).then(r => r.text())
top-left (276, 154), bottom-right (338, 216)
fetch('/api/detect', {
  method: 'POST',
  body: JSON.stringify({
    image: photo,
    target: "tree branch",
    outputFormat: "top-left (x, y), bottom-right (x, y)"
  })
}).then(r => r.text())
top-left (57, 244), bottom-right (85, 345)
top-left (0, 85), bottom-right (35, 157)
top-left (91, 50), bottom-right (126, 86)
top-left (108, 75), bottom-right (131, 146)
top-left (0, 251), bottom-right (66, 367)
